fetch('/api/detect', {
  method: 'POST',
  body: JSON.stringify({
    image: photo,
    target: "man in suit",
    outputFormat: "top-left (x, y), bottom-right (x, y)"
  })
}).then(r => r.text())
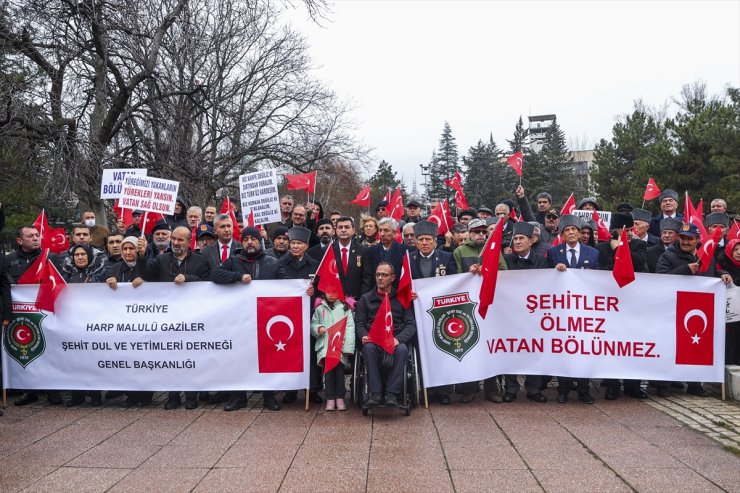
top-left (202, 213), bottom-right (238, 270)
top-left (329, 217), bottom-right (371, 299)
top-left (307, 219), bottom-right (335, 262)
top-left (367, 217), bottom-right (407, 292)
top-left (631, 208), bottom-right (660, 247)
top-left (596, 212), bottom-right (649, 400)
top-left (649, 189), bottom-right (683, 237)
top-left (646, 218), bottom-right (681, 273)
top-left (547, 214), bottom-right (599, 404)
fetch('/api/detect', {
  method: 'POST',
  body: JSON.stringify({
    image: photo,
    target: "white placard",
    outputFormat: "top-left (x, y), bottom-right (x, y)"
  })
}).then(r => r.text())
top-left (239, 170), bottom-right (281, 225)
top-left (100, 168), bottom-right (148, 199)
top-left (119, 176), bottom-right (180, 215)
top-left (572, 209), bottom-right (611, 229)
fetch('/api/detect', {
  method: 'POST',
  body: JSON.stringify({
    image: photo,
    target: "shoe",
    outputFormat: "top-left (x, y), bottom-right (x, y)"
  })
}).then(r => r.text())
top-left (384, 393), bottom-right (399, 406)
top-left (625, 389), bottom-right (648, 399)
top-left (47, 392), bottom-right (63, 405)
top-left (336, 398), bottom-right (346, 411)
top-left (224, 396), bottom-right (248, 411)
top-left (209, 392), bottom-right (230, 404)
top-left (437, 394), bottom-right (452, 405)
top-left (309, 391), bottom-right (323, 404)
top-left (104, 391), bottom-right (124, 400)
top-left (578, 392), bottom-right (595, 404)
top-left (484, 392), bottom-right (502, 403)
top-left (184, 397), bottom-right (198, 410)
top-left (282, 391), bottom-right (297, 403)
top-left (557, 392), bottom-right (568, 404)
top-left (89, 392), bottom-right (102, 407)
top-left (460, 393), bottom-right (476, 403)
top-left (198, 392), bottom-right (210, 402)
top-left (325, 399), bottom-right (336, 411)
top-left (365, 392), bottom-right (382, 407)
top-left (139, 395), bottom-right (153, 406)
top-left (263, 393), bottom-right (281, 411)
top-left (14, 393), bottom-right (38, 406)
top-left (66, 394), bottom-right (85, 407)
top-left (123, 396), bottom-right (138, 408)
top-left (687, 386), bottom-right (710, 397)
top-left (527, 392), bottom-right (547, 403)
top-left (164, 394), bottom-right (181, 410)
top-left (605, 387), bottom-right (620, 400)
top-left (657, 387), bottom-right (671, 398)
top-left (502, 392), bottom-right (517, 403)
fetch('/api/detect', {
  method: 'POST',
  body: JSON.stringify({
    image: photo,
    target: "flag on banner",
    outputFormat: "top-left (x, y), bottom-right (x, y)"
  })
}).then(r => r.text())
top-left (643, 178), bottom-right (661, 200)
top-left (387, 187), bottom-right (404, 221)
top-left (141, 211), bottom-right (164, 237)
top-left (478, 216), bottom-right (504, 318)
top-left (675, 291), bottom-right (714, 366)
top-left (506, 150), bottom-right (523, 177)
top-left (323, 316), bottom-right (348, 374)
top-left (444, 171), bottom-right (463, 192)
top-left (560, 193), bottom-right (576, 216)
top-left (350, 185), bottom-right (372, 207)
top-left (33, 210), bottom-right (69, 254)
top-left (113, 199), bottom-right (134, 227)
top-left (368, 292), bottom-right (395, 354)
top-left (316, 244), bottom-right (345, 301)
top-left (36, 256), bottom-right (67, 312)
top-left (697, 225), bottom-right (724, 273)
top-left (428, 199), bottom-right (454, 235)
top-left (613, 228), bottom-right (635, 287)
top-left (593, 210), bottom-right (612, 242)
top-left (220, 196), bottom-right (242, 242)
top-left (397, 251), bottom-right (412, 309)
top-left (455, 189), bottom-right (470, 211)
top-left (256, 296), bottom-right (304, 373)
top-left (285, 171), bottom-right (317, 194)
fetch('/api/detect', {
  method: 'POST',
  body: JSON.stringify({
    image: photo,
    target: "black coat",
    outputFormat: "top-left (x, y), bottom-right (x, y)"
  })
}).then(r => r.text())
top-left (106, 260), bottom-right (145, 283)
top-left (276, 254), bottom-right (319, 280)
top-left (201, 240), bottom-right (239, 270)
top-left (596, 238), bottom-right (648, 273)
top-left (355, 289), bottom-right (416, 345)
top-left (211, 250), bottom-right (279, 283)
top-left (138, 251), bottom-right (210, 282)
top-left (325, 240), bottom-right (372, 299)
top-left (504, 251), bottom-right (548, 270)
top-left (367, 241), bottom-right (408, 291)
top-left (0, 253), bottom-right (13, 321)
top-left (409, 249), bottom-right (457, 279)
top-left (656, 243), bottom-right (727, 278)
top-left (646, 243), bottom-right (667, 273)
top-left (4, 247), bottom-right (43, 283)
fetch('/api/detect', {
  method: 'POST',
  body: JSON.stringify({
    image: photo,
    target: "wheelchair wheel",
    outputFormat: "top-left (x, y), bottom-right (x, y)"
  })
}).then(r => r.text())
top-left (410, 346), bottom-right (421, 408)
top-left (352, 350), bottom-right (363, 405)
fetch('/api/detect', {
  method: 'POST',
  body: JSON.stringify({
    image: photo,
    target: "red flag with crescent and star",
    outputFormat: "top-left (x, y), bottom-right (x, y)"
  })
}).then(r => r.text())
top-left (444, 171), bottom-right (463, 193)
top-left (256, 296), bottom-right (304, 373)
top-left (323, 316), bottom-right (348, 374)
top-left (675, 291), bottom-right (714, 365)
top-left (478, 215), bottom-right (504, 319)
top-left (189, 226), bottom-right (198, 252)
top-left (455, 189), bottom-right (470, 211)
top-left (351, 185), bottom-right (372, 208)
top-left (18, 249), bottom-right (49, 285)
top-left (397, 251), bottom-right (412, 309)
top-left (141, 211), bottom-right (164, 237)
top-left (285, 171), bottom-right (317, 194)
top-left (315, 243), bottom-right (346, 301)
top-left (612, 228), bottom-right (635, 288)
top-left (697, 225), bottom-right (724, 273)
top-left (428, 199), bottom-right (454, 235)
top-left (387, 187), bottom-right (404, 221)
top-left (560, 193), bottom-right (576, 216)
top-left (728, 219), bottom-right (740, 241)
top-left (506, 150), bottom-right (524, 177)
top-left (36, 258), bottom-right (66, 313)
top-left (220, 196), bottom-right (242, 242)
top-left (33, 210), bottom-right (69, 254)
top-left (368, 293), bottom-right (395, 355)
top-left (593, 210), bottom-right (612, 242)
top-left (643, 177), bottom-right (661, 200)
top-left (113, 199), bottom-right (135, 227)
top-left (683, 192), bottom-right (709, 242)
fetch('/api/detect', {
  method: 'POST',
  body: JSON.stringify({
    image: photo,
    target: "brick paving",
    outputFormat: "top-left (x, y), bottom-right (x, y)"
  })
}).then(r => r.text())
top-left (1, 386), bottom-right (739, 492)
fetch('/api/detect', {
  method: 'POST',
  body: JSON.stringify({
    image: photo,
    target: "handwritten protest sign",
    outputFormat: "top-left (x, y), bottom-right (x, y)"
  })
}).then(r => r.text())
top-left (239, 170), bottom-right (281, 225)
top-left (119, 176), bottom-right (179, 215)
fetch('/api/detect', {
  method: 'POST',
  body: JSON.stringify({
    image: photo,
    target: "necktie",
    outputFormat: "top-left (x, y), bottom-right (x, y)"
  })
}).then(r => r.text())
top-left (341, 247), bottom-right (348, 272)
top-left (568, 248), bottom-right (577, 268)
top-left (221, 244), bottom-right (228, 263)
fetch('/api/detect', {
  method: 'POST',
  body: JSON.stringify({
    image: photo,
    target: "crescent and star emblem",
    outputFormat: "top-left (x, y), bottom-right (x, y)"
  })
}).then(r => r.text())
top-left (265, 315), bottom-right (295, 351)
top-left (683, 309), bottom-right (708, 344)
top-left (647, 184), bottom-right (654, 191)
top-left (384, 312), bottom-right (393, 333)
top-left (446, 319), bottom-right (464, 337)
top-left (14, 326), bottom-right (32, 345)
top-left (360, 190), bottom-right (369, 201)
top-left (48, 275), bottom-right (57, 290)
top-left (330, 331), bottom-right (342, 352)
top-left (515, 157), bottom-right (522, 167)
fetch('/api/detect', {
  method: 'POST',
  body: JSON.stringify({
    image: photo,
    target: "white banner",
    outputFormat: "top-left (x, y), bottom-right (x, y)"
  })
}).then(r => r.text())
top-left (100, 168), bottom-right (148, 199)
top-left (413, 270), bottom-right (726, 387)
top-left (572, 209), bottom-right (611, 229)
top-left (2, 281), bottom-right (311, 391)
top-left (239, 170), bottom-right (281, 226)
top-left (119, 175), bottom-right (180, 215)
top-left (728, 283), bottom-right (740, 323)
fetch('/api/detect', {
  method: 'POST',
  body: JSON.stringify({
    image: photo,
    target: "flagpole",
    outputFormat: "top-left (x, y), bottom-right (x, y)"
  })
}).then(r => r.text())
top-left (140, 212), bottom-right (148, 238)
top-left (304, 388), bottom-right (310, 411)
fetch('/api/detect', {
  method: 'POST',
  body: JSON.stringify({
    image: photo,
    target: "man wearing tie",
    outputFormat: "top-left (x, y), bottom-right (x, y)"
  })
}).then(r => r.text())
top-left (330, 217), bottom-right (372, 299)
top-left (202, 214), bottom-right (238, 270)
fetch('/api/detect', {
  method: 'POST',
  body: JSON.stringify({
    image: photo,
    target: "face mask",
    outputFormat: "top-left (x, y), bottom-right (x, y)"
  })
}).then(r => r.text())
top-left (84, 219), bottom-right (96, 227)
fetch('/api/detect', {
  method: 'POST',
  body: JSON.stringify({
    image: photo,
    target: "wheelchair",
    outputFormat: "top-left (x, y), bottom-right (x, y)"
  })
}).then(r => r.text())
top-left (351, 342), bottom-right (422, 416)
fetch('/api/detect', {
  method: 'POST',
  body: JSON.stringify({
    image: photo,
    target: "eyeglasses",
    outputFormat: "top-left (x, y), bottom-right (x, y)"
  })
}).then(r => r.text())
top-left (375, 272), bottom-right (393, 278)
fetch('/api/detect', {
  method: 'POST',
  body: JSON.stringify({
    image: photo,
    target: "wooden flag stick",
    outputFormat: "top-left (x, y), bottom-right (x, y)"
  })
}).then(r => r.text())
top-left (305, 387), bottom-right (310, 411)
top-left (423, 386), bottom-right (429, 409)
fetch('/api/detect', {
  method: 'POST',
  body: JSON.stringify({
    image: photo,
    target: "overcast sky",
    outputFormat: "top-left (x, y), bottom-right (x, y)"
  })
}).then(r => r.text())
top-left (286, 1), bottom-right (739, 190)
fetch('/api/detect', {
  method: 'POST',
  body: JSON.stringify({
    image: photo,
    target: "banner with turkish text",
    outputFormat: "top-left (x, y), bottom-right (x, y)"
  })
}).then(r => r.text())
top-left (2, 281), bottom-right (311, 391)
top-left (413, 270), bottom-right (725, 387)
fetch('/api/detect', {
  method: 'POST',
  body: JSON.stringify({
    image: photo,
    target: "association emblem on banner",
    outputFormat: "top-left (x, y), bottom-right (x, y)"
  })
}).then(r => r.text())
top-left (3, 303), bottom-right (46, 368)
top-left (427, 292), bottom-right (479, 361)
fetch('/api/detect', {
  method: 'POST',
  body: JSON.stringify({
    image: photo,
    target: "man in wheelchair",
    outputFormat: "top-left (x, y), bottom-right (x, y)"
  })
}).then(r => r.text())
top-left (355, 262), bottom-right (416, 407)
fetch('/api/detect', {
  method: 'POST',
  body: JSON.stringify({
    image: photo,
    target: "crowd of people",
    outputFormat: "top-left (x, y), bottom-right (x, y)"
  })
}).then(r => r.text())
top-left (0, 186), bottom-right (738, 417)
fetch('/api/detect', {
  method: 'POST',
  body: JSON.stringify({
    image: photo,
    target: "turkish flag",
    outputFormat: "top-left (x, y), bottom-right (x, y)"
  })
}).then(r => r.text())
top-left (141, 211), bottom-right (164, 237)
top-left (316, 244), bottom-right (345, 301)
top-left (113, 200), bottom-right (134, 227)
top-left (351, 185), bottom-right (372, 208)
top-left (455, 189), bottom-right (469, 211)
top-left (696, 198), bottom-right (704, 221)
top-left (18, 249), bottom-right (49, 284)
top-left (683, 192), bottom-right (709, 242)
top-left (367, 293), bottom-right (395, 355)
top-left (323, 316), bottom-right (348, 374)
top-left (506, 151), bottom-right (523, 177)
top-left (36, 257), bottom-right (67, 313)
top-left (189, 226), bottom-right (198, 252)
top-left (397, 251), bottom-right (412, 309)
top-left (697, 225), bottom-right (724, 273)
top-left (256, 297), bottom-right (304, 373)
top-left (428, 199), bottom-right (454, 235)
top-left (675, 291), bottom-right (714, 365)
top-left (285, 171), bottom-right (317, 194)
top-left (220, 196), bottom-right (242, 242)
top-left (383, 190), bottom-right (391, 203)
top-left (33, 210), bottom-right (69, 254)
top-left (727, 219), bottom-right (740, 241)
top-left (478, 216), bottom-right (504, 319)
top-left (387, 187), bottom-right (404, 221)
top-left (593, 210), bottom-right (612, 242)
top-left (643, 178), bottom-right (661, 200)
top-left (612, 228), bottom-right (635, 288)
top-left (444, 171), bottom-right (463, 193)
top-left (560, 193), bottom-right (576, 216)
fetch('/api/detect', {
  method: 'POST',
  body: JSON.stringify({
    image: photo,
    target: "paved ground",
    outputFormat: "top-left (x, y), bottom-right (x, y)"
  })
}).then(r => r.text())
top-left (1, 385), bottom-right (739, 493)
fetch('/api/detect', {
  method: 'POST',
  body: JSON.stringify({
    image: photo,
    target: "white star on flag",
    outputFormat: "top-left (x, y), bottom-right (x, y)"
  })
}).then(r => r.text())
top-left (275, 340), bottom-right (286, 351)
top-left (691, 334), bottom-right (701, 344)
